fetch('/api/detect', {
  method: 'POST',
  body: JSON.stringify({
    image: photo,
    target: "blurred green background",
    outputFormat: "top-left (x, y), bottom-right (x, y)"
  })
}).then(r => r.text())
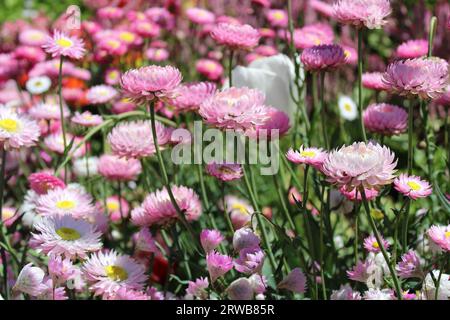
top-left (0, 0), bottom-right (86, 22)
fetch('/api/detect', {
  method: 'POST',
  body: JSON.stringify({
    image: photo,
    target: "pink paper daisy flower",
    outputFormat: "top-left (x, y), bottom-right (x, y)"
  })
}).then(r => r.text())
top-left (211, 23), bottom-right (260, 51)
top-left (363, 235), bottom-right (390, 253)
top-left (245, 107), bottom-right (291, 140)
top-left (393, 174), bottom-right (432, 200)
top-left (277, 268), bottom-right (307, 294)
top-left (19, 29), bottom-right (48, 47)
top-left (347, 260), bottom-right (372, 283)
top-left (107, 120), bottom-right (171, 159)
top-left (71, 111), bottom-right (103, 127)
top-left (171, 82), bottom-right (217, 112)
top-left (286, 146), bottom-right (328, 170)
top-left (234, 246), bottom-right (265, 274)
top-left (131, 185), bottom-right (202, 227)
top-left (86, 85), bottom-right (118, 105)
top-left (301, 44), bottom-right (347, 71)
top-left (199, 87), bottom-right (269, 131)
top-left (31, 215), bottom-right (102, 259)
top-left (107, 287), bottom-right (150, 300)
top-left (221, 195), bottom-right (254, 230)
top-left (206, 250), bottom-right (233, 283)
top-left (133, 228), bottom-right (158, 254)
top-left (0, 109), bottom-right (41, 150)
top-left (362, 72), bottom-right (390, 91)
top-left (322, 141), bottom-right (397, 191)
top-left (293, 23), bottom-right (334, 49)
top-left (28, 172), bottom-right (65, 195)
top-left (186, 7), bottom-right (215, 25)
top-left (35, 186), bottom-right (96, 218)
top-left (29, 101), bottom-right (70, 121)
top-left (396, 250), bottom-right (423, 279)
top-left (363, 103), bottom-right (408, 136)
top-left (42, 30), bottom-right (85, 60)
top-left (333, 0), bottom-right (392, 29)
top-left (205, 163), bottom-right (243, 181)
top-left (233, 228), bottom-right (261, 252)
top-left (12, 263), bottom-right (46, 297)
top-left (2, 206), bottom-right (18, 227)
top-left (427, 225), bottom-right (450, 252)
top-left (382, 57), bottom-right (449, 100)
top-left (396, 39), bottom-right (428, 59)
top-left (120, 65), bottom-right (182, 104)
top-left (98, 154), bottom-right (142, 181)
top-left (102, 196), bottom-right (130, 222)
top-left (265, 9), bottom-right (288, 28)
top-left (200, 229), bottom-right (225, 253)
top-left (44, 133), bottom-right (87, 158)
top-left (82, 250), bottom-right (147, 298)
top-left (186, 277), bottom-right (209, 300)
top-left (339, 186), bottom-right (379, 201)
top-left (196, 59), bottom-right (224, 81)
top-left (145, 48), bottom-right (169, 62)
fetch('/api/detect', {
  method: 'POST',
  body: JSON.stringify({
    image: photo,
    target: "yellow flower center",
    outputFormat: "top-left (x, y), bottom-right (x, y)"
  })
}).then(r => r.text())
top-left (314, 38), bottom-right (322, 45)
top-left (407, 181), bottom-right (421, 191)
top-left (119, 32), bottom-right (135, 43)
top-left (231, 203), bottom-right (249, 215)
top-left (105, 265), bottom-right (128, 281)
top-left (109, 71), bottom-right (118, 79)
top-left (344, 103), bottom-right (352, 112)
top-left (0, 119), bottom-right (19, 133)
top-left (107, 200), bottom-right (119, 212)
top-left (56, 38), bottom-right (73, 48)
top-left (2, 209), bottom-right (15, 220)
top-left (300, 150), bottom-right (316, 158)
top-left (344, 50), bottom-right (351, 59)
top-left (56, 200), bottom-right (76, 210)
top-left (444, 231), bottom-right (450, 238)
top-left (372, 241), bottom-right (379, 248)
top-left (273, 11), bottom-right (285, 21)
top-left (34, 81), bottom-right (42, 87)
top-left (56, 227), bottom-right (81, 241)
top-left (205, 62), bottom-right (217, 72)
top-left (107, 39), bottom-right (121, 49)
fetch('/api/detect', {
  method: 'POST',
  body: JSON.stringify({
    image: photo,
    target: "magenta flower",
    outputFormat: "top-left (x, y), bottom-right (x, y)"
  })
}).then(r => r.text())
top-left (396, 39), bottom-right (428, 59)
top-left (186, 7), bottom-right (215, 25)
top-left (42, 30), bottom-right (85, 60)
top-left (232, 228), bottom-right (261, 252)
top-left (286, 145), bottom-right (328, 171)
top-left (382, 57), bottom-right (449, 100)
top-left (131, 185), bottom-right (202, 227)
top-left (186, 277), bottom-right (209, 300)
top-left (205, 163), bottom-right (243, 182)
top-left (394, 174), bottom-right (432, 200)
top-left (206, 251), bottom-right (233, 283)
top-left (171, 82), bottom-right (217, 112)
top-left (98, 154), bottom-right (142, 181)
top-left (245, 107), bottom-right (291, 140)
top-left (28, 172), bottom-right (65, 195)
top-left (293, 23), bottom-right (334, 49)
top-left (265, 9), bottom-right (288, 28)
top-left (333, 0), bottom-right (392, 29)
top-left (363, 235), bottom-right (390, 253)
top-left (310, 0), bottom-right (335, 18)
top-left (363, 103), bottom-right (408, 136)
top-left (120, 65), bottom-right (182, 104)
top-left (347, 260), bottom-right (372, 283)
top-left (277, 268), bottom-right (307, 294)
top-left (427, 225), bottom-right (450, 252)
top-left (396, 250), bottom-right (424, 279)
top-left (200, 229), bottom-right (225, 253)
top-left (362, 72), bottom-right (390, 91)
top-left (340, 186), bottom-right (379, 202)
top-left (133, 228), bottom-right (158, 254)
top-left (301, 44), bottom-right (347, 72)
top-left (322, 141), bottom-right (397, 191)
top-left (211, 23), bottom-right (260, 51)
top-left (234, 246), bottom-right (265, 274)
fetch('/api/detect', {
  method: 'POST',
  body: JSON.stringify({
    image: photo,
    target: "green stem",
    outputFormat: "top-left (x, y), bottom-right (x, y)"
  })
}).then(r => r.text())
top-left (361, 189), bottom-right (402, 299)
top-left (319, 72), bottom-right (329, 149)
top-left (228, 49), bottom-right (234, 87)
top-left (357, 29), bottom-right (367, 142)
top-left (57, 56), bottom-right (68, 182)
top-left (273, 174), bottom-right (295, 231)
top-left (407, 101), bottom-right (414, 175)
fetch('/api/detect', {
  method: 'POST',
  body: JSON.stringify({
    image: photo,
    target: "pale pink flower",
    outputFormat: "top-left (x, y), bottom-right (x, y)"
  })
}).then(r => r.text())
top-left (112, 98), bottom-right (136, 114)
top-left (396, 250), bottom-right (424, 279)
top-left (98, 154), bottom-right (142, 181)
top-left (145, 48), bottom-right (169, 62)
top-left (44, 133), bottom-right (88, 158)
top-left (107, 120), bottom-right (171, 159)
top-left (82, 250), bottom-right (147, 298)
top-left (200, 229), bottom-right (225, 253)
top-left (14, 45), bottom-right (46, 64)
top-left (171, 82), bottom-right (217, 112)
top-left (221, 195), bottom-right (254, 229)
top-left (186, 277), bottom-right (209, 300)
top-left (227, 278), bottom-right (254, 300)
top-left (42, 30), bottom-right (85, 59)
top-left (211, 23), bottom-right (260, 51)
top-left (206, 251), bottom-right (233, 282)
top-left (333, 0), bottom-right (392, 29)
top-left (362, 72), bottom-right (390, 91)
top-left (234, 246), bottom-right (265, 274)
top-left (277, 268), bottom-right (307, 294)
top-left (205, 163), bottom-right (243, 181)
top-left (245, 107), bottom-right (290, 140)
top-left (286, 146), bottom-right (327, 170)
top-left (28, 172), bottom-right (65, 195)
top-left (301, 44), bottom-right (347, 71)
top-left (233, 228), bottom-right (260, 252)
top-left (339, 186), bottom-right (379, 201)
top-left (102, 196), bottom-right (130, 222)
top-left (186, 7), bottom-right (215, 25)
top-left (71, 111), bottom-right (103, 127)
top-left (19, 29), bottom-right (48, 46)
top-left (383, 57), bottom-right (449, 100)
top-left (120, 65), bottom-right (182, 104)
top-left (0, 109), bottom-right (40, 150)
top-left (427, 225), bottom-right (450, 252)
top-left (104, 68), bottom-right (121, 86)
top-left (2, 207), bottom-right (18, 227)
top-left (293, 23), bottom-right (334, 49)
top-left (98, 38), bottom-right (128, 56)
top-left (347, 260), bottom-right (372, 283)
top-left (330, 284), bottom-right (362, 300)
top-left (310, 0), bottom-right (334, 18)
top-left (265, 9), bottom-right (288, 28)
top-left (199, 87), bottom-right (269, 131)
top-left (86, 85), bottom-right (118, 104)
top-left (133, 228), bottom-right (158, 254)
top-left (396, 40), bottom-right (428, 59)
top-left (12, 263), bottom-right (46, 296)
top-left (196, 59), bottom-right (224, 81)
top-left (31, 215), bottom-right (102, 259)
top-left (132, 21), bottom-right (161, 38)
top-left (97, 6), bottom-right (124, 20)
top-left (108, 287), bottom-right (150, 300)
top-left (29, 101), bottom-right (70, 121)
top-left (363, 288), bottom-right (395, 300)
top-left (322, 141), bottom-right (397, 191)
top-left (48, 254), bottom-right (77, 284)
top-left (363, 235), bottom-right (390, 253)
top-left (363, 103), bottom-right (408, 136)
top-left (131, 185), bottom-right (202, 227)
top-left (35, 187), bottom-right (96, 218)
top-left (394, 174), bottom-right (432, 200)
